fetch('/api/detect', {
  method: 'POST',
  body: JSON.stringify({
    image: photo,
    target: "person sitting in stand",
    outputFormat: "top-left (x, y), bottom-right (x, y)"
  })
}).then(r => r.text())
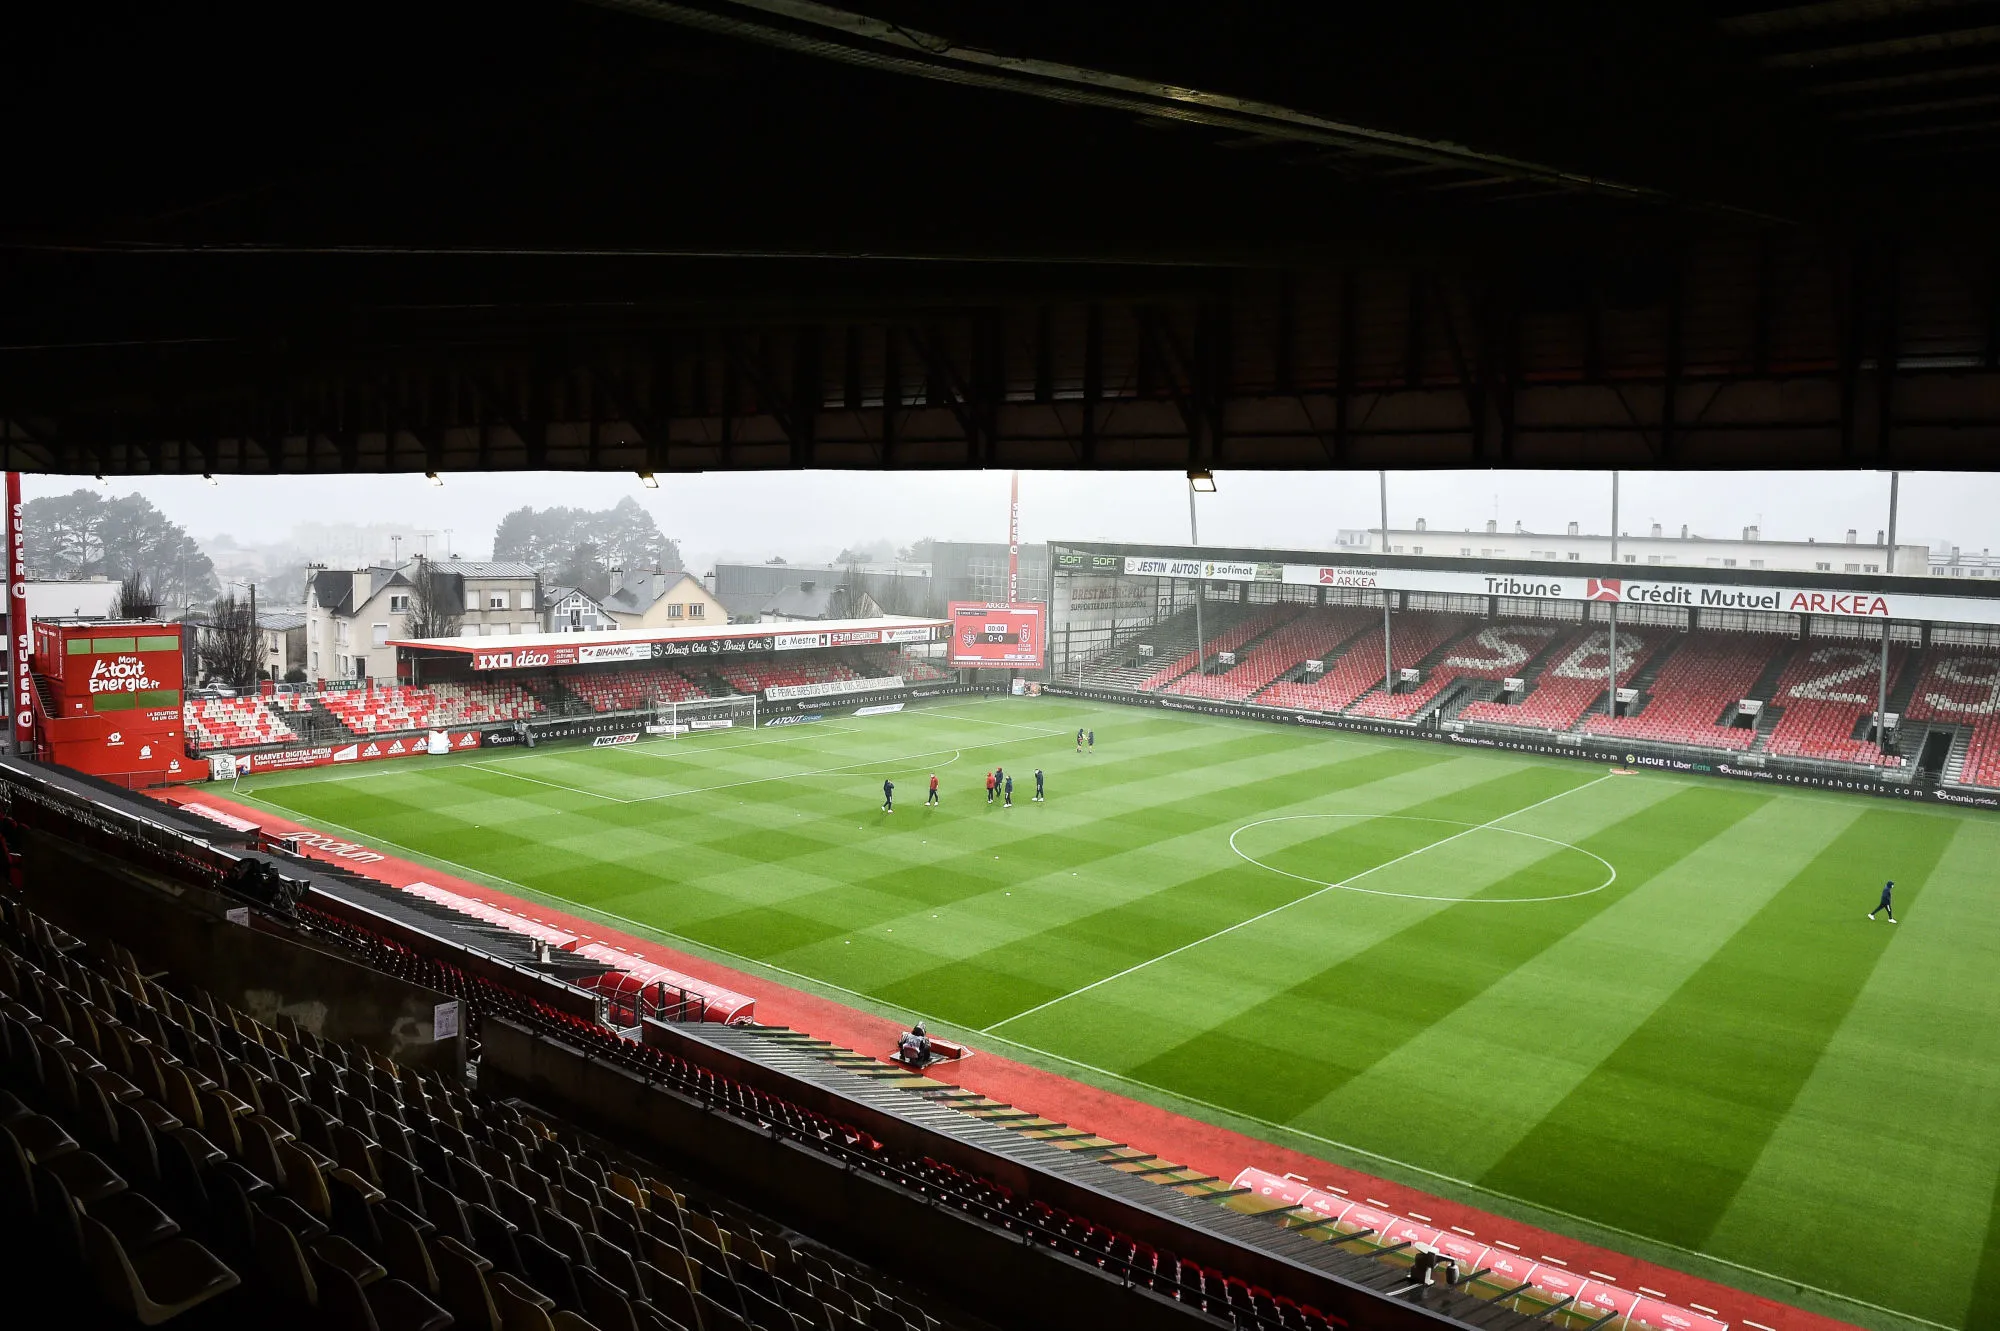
top-left (896, 1022), bottom-right (933, 1066)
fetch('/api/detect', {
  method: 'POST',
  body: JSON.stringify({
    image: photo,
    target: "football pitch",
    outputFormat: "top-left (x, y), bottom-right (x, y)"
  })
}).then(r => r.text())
top-left (227, 696), bottom-right (2000, 1331)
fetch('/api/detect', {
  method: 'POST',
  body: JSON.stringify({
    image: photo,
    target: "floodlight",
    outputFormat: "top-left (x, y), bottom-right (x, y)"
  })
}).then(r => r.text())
top-left (1187, 469), bottom-right (1216, 493)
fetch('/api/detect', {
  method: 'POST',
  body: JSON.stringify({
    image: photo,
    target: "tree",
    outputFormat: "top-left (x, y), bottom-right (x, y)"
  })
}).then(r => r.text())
top-left (23, 489), bottom-right (217, 608)
top-left (115, 571), bottom-right (157, 619)
top-left (553, 541), bottom-right (611, 600)
top-left (896, 537), bottom-right (937, 564)
top-left (493, 499), bottom-right (681, 582)
top-left (403, 556), bottom-right (462, 639)
top-left (830, 561), bottom-right (874, 619)
top-left (201, 593), bottom-right (259, 688)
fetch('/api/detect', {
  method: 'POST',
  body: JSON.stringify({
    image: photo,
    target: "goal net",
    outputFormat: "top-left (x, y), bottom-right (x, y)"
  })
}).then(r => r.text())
top-left (655, 694), bottom-right (758, 737)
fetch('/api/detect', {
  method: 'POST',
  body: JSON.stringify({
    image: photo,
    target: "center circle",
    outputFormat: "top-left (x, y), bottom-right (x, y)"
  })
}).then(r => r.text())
top-left (1229, 814), bottom-right (1616, 904)
top-left (833, 748), bottom-right (962, 780)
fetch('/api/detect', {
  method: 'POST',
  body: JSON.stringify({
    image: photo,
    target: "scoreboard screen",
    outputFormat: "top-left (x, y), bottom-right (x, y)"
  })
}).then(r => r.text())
top-left (946, 602), bottom-right (1047, 668)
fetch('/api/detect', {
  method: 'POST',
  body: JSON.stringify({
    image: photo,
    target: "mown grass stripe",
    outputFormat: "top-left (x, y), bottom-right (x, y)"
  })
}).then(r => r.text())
top-left (686, 742), bottom-right (1451, 968)
top-left (1129, 784), bottom-right (1768, 1124)
top-left (1478, 805), bottom-right (1960, 1252)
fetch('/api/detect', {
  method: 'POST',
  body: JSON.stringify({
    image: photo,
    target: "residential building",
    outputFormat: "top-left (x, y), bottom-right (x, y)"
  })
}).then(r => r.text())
top-left (1334, 522), bottom-right (1929, 577)
top-left (601, 568), bottom-right (727, 630)
top-left (305, 559), bottom-right (540, 681)
top-left (1932, 544), bottom-right (2000, 579)
top-left (173, 605), bottom-right (306, 683)
top-left (545, 585), bottom-right (616, 632)
top-left (256, 609), bottom-right (307, 680)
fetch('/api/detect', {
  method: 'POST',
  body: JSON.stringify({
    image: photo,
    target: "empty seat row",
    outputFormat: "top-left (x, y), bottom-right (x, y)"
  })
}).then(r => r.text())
top-left (2, 897), bottom-right (951, 1330)
top-left (1140, 603), bottom-right (1297, 692)
top-left (183, 698), bottom-right (302, 751)
top-left (283, 904), bottom-right (1358, 1331)
top-left (1585, 632), bottom-right (1782, 751)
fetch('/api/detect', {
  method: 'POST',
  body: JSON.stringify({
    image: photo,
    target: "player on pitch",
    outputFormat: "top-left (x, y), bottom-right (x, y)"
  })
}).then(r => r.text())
top-left (1868, 879), bottom-right (1896, 923)
top-left (926, 772), bottom-right (939, 806)
top-left (881, 778), bottom-right (894, 813)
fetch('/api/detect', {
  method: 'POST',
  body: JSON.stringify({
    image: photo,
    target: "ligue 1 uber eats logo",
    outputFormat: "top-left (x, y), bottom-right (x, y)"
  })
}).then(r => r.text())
top-left (87, 655), bottom-right (161, 694)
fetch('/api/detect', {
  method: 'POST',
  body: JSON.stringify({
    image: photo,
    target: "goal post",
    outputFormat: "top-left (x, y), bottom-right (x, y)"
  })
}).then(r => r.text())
top-left (659, 693), bottom-right (757, 737)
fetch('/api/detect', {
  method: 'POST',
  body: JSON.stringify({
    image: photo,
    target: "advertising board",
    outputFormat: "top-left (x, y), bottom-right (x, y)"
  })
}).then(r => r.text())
top-left (7, 473), bottom-right (30, 749)
top-left (763, 675), bottom-right (904, 702)
top-left (576, 643), bottom-right (652, 663)
top-left (946, 602), bottom-right (1047, 668)
top-left (233, 728), bottom-right (482, 774)
top-left (1108, 547), bottom-right (2000, 626)
top-left (1044, 684), bottom-right (2000, 809)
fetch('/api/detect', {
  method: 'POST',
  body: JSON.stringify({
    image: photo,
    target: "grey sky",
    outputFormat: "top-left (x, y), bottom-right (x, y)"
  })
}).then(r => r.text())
top-left (22, 468), bottom-right (1995, 575)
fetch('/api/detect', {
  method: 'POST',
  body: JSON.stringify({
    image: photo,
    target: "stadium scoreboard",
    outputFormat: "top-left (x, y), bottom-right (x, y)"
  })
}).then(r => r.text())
top-left (946, 602), bottom-right (1047, 668)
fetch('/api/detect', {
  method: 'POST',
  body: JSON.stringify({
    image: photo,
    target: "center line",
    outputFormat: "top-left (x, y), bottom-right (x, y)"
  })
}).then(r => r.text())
top-left (981, 772), bottom-right (1615, 1033)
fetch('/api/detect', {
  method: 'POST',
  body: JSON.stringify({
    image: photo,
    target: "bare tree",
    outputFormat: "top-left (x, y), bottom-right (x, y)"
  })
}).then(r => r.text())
top-left (404, 556), bottom-right (462, 639)
top-left (115, 571), bottom-right (158, 619)
top-left (830, 561), bottom-right (875, 619)
top-left (201, 593), bottom-right (259, 687)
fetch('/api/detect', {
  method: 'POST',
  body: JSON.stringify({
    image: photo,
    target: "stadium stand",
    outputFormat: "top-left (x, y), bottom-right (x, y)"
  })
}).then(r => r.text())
top-left (310, 682), bottom-right (543, 737)
top-left (1584, 632), bottom-right (1784, 751)
top-left (558, 663), bottom-right (708, 713)
top-left (1165, 606), bottom-right (1371, 703)
top-left (1073, 608), bottom-right (1207, 692)
top-left (1456, 628), bottom-right (1660, 732)
top-left (0, 899), bottom-right (958, 1331)
top-left (1143, 603), bottom-right (1301, 693)
top-left (1259, 614), bottom-right (1468, 714)
top-left (1762, 641), bottom-right (1912, 766)
top-left (182, 698), bottom-right (301, 751)
top-left (716, 658), bottom-right (862, 696)
top-left (1900, 645), bottom-right (2000, 786)
top-left (1345, 620), bottom-right (1566, 720)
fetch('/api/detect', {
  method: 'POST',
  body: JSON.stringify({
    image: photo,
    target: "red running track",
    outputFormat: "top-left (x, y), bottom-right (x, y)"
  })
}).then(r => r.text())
top-left (155, 787), bottom-right (1862, 1331)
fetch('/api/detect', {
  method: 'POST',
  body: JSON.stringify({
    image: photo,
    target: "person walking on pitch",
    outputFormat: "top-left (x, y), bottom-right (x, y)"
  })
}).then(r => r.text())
top-left (986, 770), bottom-right (996, 803)
top-left (881, 778), bottom-right (894, 813)
top-left (926, 772), bottom-right (940, 806)
top-left (1003, 775), bottom-right (1014, 807)
top-left (1076, 727), bottom-right (1085, 753)
top-left (1086, 729), bottom-right (1095, 754)
top-left (1033, 768), bottom-right (1045, 801)
top-left (1868, 879), bottom-right (1896, 923)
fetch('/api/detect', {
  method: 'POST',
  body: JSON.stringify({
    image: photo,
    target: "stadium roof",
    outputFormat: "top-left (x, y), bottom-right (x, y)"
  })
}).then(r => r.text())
top-left (389, 614), bottom-right (944, 658)
top-left (12, 2), bottom-right (2000, 470)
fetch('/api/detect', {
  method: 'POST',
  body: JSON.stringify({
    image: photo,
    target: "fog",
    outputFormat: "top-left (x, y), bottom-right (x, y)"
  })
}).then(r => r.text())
top-left (21, 468), bottom-right (1994, 580)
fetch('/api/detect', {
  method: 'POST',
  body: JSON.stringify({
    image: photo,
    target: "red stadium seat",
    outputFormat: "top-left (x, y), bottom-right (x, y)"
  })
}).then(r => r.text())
top-left (1762, 641), bottom-right (1911, 767)
top-left (1261, 613), bottom-right (1468, 714)
top-left (1900, 643), bottom-right (2000, 785)
top-left (1585, 631), bottom-right (1784, 751)
top-left (1458, 627), bottom-right (1661, 732)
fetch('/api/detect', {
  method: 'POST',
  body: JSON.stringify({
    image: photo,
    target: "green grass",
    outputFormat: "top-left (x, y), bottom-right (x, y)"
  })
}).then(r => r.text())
top-left (229, 697), bottom-right (2000, 1331)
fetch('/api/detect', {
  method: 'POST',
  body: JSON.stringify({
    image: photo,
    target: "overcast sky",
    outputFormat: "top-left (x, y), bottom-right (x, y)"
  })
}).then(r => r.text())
top-left (24, 468), bottom-right (2000, 572)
